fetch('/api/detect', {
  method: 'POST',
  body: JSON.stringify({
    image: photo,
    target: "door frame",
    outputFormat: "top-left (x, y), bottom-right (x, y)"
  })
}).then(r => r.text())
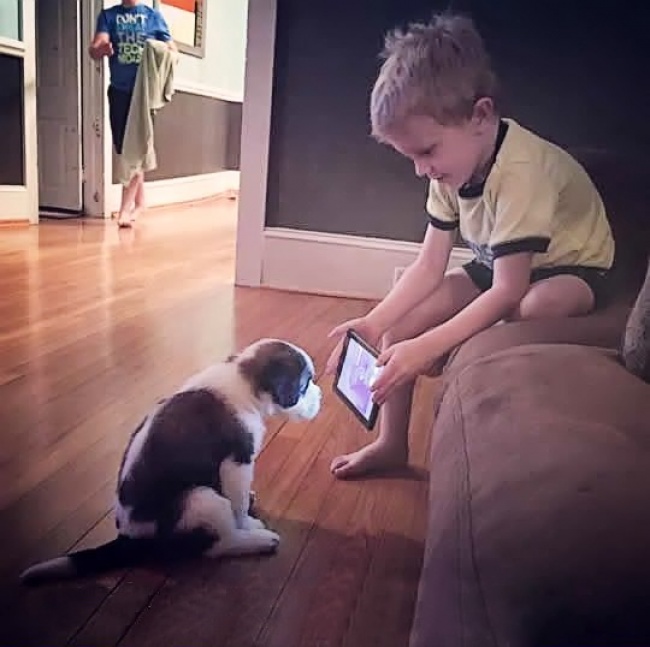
top-left (234, 0), bottom-right (277, 287)
top-left (0, 0), bottom-right (38, 224)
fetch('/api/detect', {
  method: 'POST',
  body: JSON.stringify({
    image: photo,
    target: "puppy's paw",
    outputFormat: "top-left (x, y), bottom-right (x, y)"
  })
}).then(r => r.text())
top-left (246, 514), bottom-right (266, 530)
top-left (254, 528), bottom-right (280, 552)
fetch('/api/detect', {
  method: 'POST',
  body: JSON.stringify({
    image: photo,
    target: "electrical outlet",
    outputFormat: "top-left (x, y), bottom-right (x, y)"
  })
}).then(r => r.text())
top-left (393, 266), bottom-right (407, 286)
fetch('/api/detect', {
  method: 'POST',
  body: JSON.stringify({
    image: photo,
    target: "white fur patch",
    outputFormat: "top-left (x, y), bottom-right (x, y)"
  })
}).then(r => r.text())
top-left (175, 487), bottom-right (234, 536)
top-left (220, 458), bottom-right (254, 528)
top-left (284, 381), bottom-right (322, 421)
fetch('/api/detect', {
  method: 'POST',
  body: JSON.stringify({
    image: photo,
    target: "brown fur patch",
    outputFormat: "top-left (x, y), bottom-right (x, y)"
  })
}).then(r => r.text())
top-left (238, 341), bottom-right (311, 407)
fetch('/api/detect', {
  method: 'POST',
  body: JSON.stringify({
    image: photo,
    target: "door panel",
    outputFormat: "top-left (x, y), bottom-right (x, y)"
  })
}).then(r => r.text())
top-left (36, 0), bottom-right (82, 212)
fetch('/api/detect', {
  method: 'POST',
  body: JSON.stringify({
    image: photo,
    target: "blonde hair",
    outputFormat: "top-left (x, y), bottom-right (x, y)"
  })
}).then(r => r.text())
top-left (370, 12), bottom-right (499, 138)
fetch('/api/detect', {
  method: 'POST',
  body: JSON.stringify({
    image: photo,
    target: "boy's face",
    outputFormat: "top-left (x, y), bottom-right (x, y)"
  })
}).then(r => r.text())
top-left (380, 103), bottom-right (496, 190)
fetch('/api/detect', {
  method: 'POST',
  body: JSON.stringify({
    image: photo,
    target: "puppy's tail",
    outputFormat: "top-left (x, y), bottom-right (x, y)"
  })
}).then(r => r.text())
top-left (19, 535), bottom-right (157, 586)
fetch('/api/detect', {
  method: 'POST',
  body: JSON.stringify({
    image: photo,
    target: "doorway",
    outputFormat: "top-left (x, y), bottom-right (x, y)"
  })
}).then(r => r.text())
top-left (35, 0), bottom-right (84, 218)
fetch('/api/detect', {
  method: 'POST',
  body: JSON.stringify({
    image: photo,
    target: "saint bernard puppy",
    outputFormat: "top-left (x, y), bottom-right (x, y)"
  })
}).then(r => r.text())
top-left (20, 338), bottom-right (322, 585)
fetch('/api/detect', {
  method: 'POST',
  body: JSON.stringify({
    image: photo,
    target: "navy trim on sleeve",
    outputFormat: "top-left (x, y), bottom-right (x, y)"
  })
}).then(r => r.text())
top-left (492, 237), bottom-right (550, 258)
top-left (427, 214), bottom-right (459, 231)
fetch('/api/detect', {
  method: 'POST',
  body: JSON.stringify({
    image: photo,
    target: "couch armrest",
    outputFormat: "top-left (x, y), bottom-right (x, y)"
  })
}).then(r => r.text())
top-left (443, 302), bottom-right (630, 379)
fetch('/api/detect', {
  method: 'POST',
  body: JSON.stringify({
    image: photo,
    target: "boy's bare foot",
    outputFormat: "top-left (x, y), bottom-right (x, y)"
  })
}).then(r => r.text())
top-left (117, 211), bottom-right (133, 228)
top-left (330, 440), bottom-right (408, 479)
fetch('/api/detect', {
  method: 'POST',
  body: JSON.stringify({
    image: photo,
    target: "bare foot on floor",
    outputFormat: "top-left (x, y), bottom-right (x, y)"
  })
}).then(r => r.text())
top-left (330, 441), bottom-right (408, 479)
top-left (117, 212), bottom-right (133, 228)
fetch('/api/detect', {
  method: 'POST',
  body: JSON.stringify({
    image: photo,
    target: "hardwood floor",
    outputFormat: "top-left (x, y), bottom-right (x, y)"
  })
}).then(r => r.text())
top-left (0, 197), bottom-right (438, 647)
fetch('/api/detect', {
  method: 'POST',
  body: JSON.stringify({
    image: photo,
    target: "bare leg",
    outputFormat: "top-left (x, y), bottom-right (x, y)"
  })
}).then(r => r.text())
top-left (331, 268), bottom-right (482, 479)
top-left (117, 172), bottom-right (142, 227)
top-left (132, 173), bottom-right (145, 222)
top-left (508, 275), bottom-right (595, 320)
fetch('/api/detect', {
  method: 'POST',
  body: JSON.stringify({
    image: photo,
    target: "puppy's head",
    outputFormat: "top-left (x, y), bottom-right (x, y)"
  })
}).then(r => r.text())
top-left (236, 339), bottom-right (322, 420)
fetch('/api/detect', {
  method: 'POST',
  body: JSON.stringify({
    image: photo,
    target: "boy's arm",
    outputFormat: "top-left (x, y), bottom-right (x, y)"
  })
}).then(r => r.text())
top-left (371, 252), bottom-right (533, 402)
top-left (419, 251), bottom-right (533, 355)
top-left (89, 11), bottom-right (112, 59)
top-left (89, 32), bottom-right (112, 59)
top-left (365, 224), bottom-right (456, 336)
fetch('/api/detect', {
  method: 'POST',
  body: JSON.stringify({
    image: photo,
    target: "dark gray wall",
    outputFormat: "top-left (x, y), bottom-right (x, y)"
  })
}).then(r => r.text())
top-left (112, 91), bottom-right (242, 181)
top-left (266, 0), bottom-right (650, 243)
top-left (0, 53), bottom-right (24, 186)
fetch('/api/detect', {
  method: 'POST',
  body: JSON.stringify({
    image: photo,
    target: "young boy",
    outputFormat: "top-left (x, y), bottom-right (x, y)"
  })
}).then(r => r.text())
top-left (324, 12), bottom-right (615, 479)
top-left (89, 0), bottom-right (175, 227)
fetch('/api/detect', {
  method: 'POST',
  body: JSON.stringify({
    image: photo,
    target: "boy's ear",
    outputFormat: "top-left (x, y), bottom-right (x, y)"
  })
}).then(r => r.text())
top-left (471, 97), bottom-right (495, 128)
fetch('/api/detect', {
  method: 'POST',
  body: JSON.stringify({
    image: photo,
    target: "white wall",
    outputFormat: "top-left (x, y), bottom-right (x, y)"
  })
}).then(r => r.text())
top-left (176, 0), bottom-right (248, 102)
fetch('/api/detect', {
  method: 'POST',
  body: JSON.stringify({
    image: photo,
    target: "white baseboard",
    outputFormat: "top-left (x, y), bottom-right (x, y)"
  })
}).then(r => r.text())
top-left (261, 227), bottom-right (474, 300)
top-left (107, 170), bottom-right (239, 215)
top-left (0, 186), bottom-right (32, 223)
top-left (175, 80), bottom-right (243, 104)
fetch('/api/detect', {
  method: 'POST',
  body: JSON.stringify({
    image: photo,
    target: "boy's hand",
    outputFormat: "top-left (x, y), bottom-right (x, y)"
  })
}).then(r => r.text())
top-left (97, 40), bottom-right (114, 57)
top-left (371, 335), bottom-right (443, 404)
top-left (324, 316), bottom-right (380, 376)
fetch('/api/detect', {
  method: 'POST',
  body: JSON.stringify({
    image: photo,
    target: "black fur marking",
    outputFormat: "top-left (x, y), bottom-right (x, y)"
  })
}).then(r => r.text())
top-left (239, 342), bottom-right (313, 409)
top-left (72, 531), bottom-right (214, 571)
top-left (21, 495), bottom-right (260, 586)
top-left (118, 388), bottom-right (255, 532)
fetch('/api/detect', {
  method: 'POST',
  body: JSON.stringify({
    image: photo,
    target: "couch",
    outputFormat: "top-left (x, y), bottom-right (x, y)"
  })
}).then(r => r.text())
top-left (409, 153), bottom-right (650, 647)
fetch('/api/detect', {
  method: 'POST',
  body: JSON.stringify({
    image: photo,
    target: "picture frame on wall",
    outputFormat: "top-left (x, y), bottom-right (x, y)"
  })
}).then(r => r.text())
top-left (153, 0), bottom-right (206, 58)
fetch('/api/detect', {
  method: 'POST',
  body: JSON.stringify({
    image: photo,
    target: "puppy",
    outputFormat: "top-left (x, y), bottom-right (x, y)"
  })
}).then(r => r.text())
top-left (20, 338), bottom-right (322, 585)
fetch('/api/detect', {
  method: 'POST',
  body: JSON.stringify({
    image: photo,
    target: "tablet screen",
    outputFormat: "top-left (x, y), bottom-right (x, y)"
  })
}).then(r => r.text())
top-left (333, 330), bottom-right (383, 429)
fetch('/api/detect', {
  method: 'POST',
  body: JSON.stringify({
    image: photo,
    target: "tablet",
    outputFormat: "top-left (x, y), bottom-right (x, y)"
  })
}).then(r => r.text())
top-left (332, 329), bottom-right (383, 430)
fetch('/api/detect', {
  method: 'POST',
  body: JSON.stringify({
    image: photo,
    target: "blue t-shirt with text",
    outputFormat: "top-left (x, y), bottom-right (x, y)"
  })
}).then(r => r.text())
top-left (96, 4), bottom-right (171, 92)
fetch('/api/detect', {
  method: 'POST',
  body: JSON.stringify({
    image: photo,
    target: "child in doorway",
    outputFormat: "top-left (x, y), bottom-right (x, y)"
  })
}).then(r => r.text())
top-left (88, 0), bottom-right (176, 227)
top-left (324, 12), bottom-right (615, 479)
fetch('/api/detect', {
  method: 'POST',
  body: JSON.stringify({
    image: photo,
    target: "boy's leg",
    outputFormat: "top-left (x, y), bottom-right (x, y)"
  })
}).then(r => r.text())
top-left (331, 267), bottom-right (482, 479)
top-left (509, 274), bottom-right (596, 320)
top-left (117, 173), bottom-right (140, 226)
top-left (117, 172), bottom-right (144, 226)
top-left (133, 173), bottom-right (145, 219)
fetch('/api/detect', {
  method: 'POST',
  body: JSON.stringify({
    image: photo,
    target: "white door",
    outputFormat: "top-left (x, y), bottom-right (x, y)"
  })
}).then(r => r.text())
top-left (36, 0), bottom-right (82, 213)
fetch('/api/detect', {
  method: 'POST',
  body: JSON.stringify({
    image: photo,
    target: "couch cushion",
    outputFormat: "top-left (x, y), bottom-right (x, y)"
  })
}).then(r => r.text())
top-left (410, 343), bottom-right (650, 647)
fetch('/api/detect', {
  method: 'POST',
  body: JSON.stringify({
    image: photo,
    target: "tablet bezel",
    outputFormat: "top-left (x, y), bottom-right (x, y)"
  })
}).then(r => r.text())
top-left (332, 328), bottom-right (381, 431)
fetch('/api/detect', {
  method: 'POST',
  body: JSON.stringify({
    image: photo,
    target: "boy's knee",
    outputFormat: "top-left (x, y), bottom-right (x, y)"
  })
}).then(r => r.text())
top-left (381, 324), bottom-right (412, 348)
top-left (511, 291), bottom-right (552, 320)
top-left (511, 277), bottom-right (595, 321)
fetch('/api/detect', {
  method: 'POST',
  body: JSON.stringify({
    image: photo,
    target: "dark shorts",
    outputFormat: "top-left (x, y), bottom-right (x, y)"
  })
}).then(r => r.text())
top-left (463, 259), bottom-right (611, 310)
top-left (107, 85), bottom-right (133, 155)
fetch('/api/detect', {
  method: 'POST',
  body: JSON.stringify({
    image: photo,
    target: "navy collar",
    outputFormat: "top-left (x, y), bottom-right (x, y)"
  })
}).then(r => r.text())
top-left (458, 119), bottom-right (509, 199)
